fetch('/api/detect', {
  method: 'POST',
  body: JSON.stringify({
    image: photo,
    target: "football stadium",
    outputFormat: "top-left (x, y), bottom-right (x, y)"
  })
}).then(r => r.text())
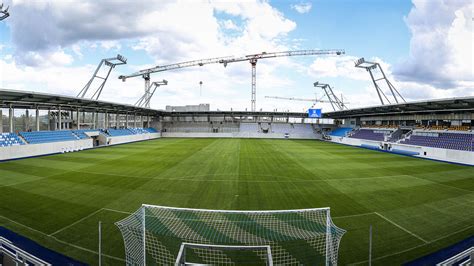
top-left (0, 1), bottom-right (473, 266)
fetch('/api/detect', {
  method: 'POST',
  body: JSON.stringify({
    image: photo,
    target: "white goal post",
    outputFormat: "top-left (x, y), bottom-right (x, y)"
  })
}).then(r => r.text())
top-left (116, 204), bottom-right (346, 265)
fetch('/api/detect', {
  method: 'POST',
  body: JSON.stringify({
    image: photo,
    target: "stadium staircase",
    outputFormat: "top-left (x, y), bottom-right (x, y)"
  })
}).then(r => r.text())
top-left (72, 129), bottom-right (99, 139)
top-left (387, 128), bottom-right (403, 142)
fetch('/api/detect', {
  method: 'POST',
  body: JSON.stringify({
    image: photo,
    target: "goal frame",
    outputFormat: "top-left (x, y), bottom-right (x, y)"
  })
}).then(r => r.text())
top-left (116, 204), bottom-right (345, 266)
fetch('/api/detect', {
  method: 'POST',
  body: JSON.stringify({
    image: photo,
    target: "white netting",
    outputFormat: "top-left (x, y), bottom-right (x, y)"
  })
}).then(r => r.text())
top-left (176, 243), bottom-right (272, 265)
top-left (116, 205), bottom-right (346, 265)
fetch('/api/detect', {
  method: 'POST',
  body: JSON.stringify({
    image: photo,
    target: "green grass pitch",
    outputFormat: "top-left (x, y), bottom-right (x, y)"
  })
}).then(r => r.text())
top-left (0, 138), bottom-right (473, 265)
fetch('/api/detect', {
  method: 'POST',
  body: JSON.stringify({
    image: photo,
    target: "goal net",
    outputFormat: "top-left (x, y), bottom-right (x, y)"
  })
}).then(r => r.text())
top-left (115, 204), bottom-right (346, 265)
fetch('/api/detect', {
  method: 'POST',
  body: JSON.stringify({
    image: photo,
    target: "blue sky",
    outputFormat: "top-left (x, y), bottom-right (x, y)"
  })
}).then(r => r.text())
top-left (0, 0), bottom-right (472, 112)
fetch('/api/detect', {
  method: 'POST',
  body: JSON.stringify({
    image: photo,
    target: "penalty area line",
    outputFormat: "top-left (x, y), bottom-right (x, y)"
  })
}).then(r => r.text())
top-left (375, 212), bottom-right (428, 244)
top-left (49, 208), bottom-right (104, 236)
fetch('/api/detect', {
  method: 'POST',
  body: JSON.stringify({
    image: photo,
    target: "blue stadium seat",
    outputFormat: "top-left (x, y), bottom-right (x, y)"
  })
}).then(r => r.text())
top-left (0, 133), bottom-right (25, 147)
top-left (19, 130), bottom-right (78, 144)
top-left (400, 132), bottom-right (474, 151)
top-left (329, 127), bottom-right (353, 137)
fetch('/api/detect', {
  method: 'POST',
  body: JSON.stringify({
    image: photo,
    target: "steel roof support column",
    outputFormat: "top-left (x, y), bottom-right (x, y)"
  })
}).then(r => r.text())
top-left (134, 114), bottom-right (137, 128)
top-left (126, 113), bottom-right (129, 128)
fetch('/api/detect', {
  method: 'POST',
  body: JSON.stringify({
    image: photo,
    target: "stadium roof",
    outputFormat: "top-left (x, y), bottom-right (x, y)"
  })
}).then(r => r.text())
top-left (324, 96), bottom-right (474, 119)
top-left (161, 110), bottom-right (308, 117)
top-left (0, 88), bottom-right (159, 115)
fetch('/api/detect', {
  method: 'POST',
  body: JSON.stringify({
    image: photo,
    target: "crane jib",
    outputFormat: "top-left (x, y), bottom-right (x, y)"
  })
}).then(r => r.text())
top-left (118, 49), bottom-right (344, 80)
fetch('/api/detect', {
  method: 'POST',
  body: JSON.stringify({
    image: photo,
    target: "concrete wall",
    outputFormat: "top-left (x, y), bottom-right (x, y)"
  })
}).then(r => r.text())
top-left (329, 137), bottom-right (473, 165)
top-left (162, 132), bottom-right (321, 139)
top-left (0, 139), bottom-right (93, 161)
top-left (107, 133), bottom-right (161, 145)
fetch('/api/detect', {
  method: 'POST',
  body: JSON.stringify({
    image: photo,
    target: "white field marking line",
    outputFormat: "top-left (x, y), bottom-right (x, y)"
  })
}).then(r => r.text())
top-left (49, 208), bottom-right (103, 236)
top-left (0, 214), bottom-right (46, 236)
top-left (102, 207), bottom-right (133, 215)
top-left (332, 212), bottom-right (375, 219)
top-left (73, 169), bottom-right (411, 183)
top-left (105, 206), bottom-right (375, 220)
top-left (375, 212), bottom-right (428, 243)
top-left (0, 213), bottom-right (124, 262)
top-left (0, 178), bottom-right (44, 188)
top-left (349, 224), bottom-right (474, 265)
top-left (407, 175), bottom-right (474, 193)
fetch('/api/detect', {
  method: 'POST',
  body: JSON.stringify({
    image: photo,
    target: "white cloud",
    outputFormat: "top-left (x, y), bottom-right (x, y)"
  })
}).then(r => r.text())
top-left (291, 2), bottom-right (312, 14)
top-left (308, 55), bottom-right (367, 81)
top-left (394, 0), bottom-right (473, 89)
top-left (220, 19), bottom-right (239, 31)
top-left (0, 0), bottom-right (312, 111)
top-left (0, 58), bottom-right (145, 104)
top-left (16, 49), bottom-right (74, 67)
top-left (307, 52), bottom-right (474, 109)
top-left (100, 40), bottom-right (121, 51)
top-left (71, 44), bottom-right (83, 58)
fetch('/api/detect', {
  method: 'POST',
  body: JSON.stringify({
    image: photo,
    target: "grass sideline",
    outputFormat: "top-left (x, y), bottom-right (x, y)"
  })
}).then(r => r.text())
top-left (0, 138), bottom-right (473, 265)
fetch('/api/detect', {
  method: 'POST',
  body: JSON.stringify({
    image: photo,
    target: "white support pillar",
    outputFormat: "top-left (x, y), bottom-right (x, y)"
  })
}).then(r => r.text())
top-left (47, 109), bottom-right (51, 130)
top-left (105, 111), bottom-right (108, 129)
top-left (116, 112), bottom-right (119, 128)
top-left (140, 115), bottom-right (143, 128)
top-left (36, 107), bottom-right (40, 131)
top-left (70, 110), bottom-right (73, 129)
top-left (77, 108), bottom-right (80, 130)
top-left (25, 109), bottom-right (29, 131)
top-left (58, 106), bottom-right (62, 130)
top-left (92, 111), bottom-right (96, 129)
top-left (126, 113), bottom-right (129, 128)
top-left (147, 116), bottom-right (150, 128)
top-left (9, 106), bottom-right (13, 133)
top-left (134, 114), bottom-right (137, 128)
